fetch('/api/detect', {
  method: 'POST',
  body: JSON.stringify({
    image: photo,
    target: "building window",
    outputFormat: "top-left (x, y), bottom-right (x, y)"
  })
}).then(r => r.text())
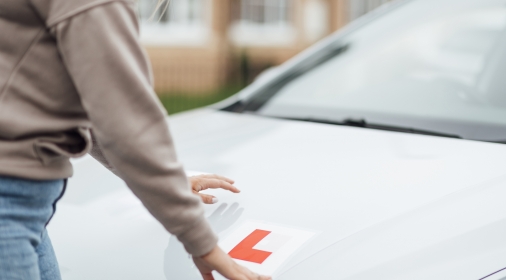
top-left (238, 0), bottom-right (291, 26)
top-left (137, 0), bottom-right (209, 46)
top-left (230, 0), bottom-right (295, 46)
top-left (348, 0), bottom-right (393, 21)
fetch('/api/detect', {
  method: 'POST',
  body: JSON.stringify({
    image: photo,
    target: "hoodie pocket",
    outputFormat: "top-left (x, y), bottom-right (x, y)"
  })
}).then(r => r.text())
top-left (34, 127), bottom-right (92, 165)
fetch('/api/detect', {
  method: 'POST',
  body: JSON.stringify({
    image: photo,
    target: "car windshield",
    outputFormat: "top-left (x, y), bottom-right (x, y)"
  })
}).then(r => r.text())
top-left (237, 0), bottom-right (506, 142)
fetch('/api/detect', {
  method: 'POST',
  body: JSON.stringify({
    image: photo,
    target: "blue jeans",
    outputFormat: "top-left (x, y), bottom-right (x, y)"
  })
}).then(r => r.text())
top-left (0, 176), bottom-right (65, 280)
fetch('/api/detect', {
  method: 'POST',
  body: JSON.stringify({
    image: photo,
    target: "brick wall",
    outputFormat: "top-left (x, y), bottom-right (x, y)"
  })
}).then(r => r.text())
top-left (146, 45), bottom-right (230, 94)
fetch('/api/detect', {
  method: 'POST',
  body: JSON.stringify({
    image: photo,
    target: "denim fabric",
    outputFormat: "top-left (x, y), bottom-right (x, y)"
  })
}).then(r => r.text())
top-left (0, 176), bottom-right (65, 280)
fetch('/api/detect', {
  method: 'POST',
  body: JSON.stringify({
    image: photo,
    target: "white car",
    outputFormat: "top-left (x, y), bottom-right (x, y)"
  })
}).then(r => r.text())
top-left (49, 0), bottom-right (506, 279)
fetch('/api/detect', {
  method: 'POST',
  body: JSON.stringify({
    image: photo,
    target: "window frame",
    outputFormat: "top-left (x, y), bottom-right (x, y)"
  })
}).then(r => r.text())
top-left (229, 0), bottom-right (296, 47)
top-left (137, 0), bottom-right (211, 46)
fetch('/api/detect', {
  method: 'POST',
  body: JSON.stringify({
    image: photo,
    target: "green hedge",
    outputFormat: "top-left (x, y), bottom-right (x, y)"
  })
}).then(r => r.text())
top-left (158, 86), bottom-right (242, 115)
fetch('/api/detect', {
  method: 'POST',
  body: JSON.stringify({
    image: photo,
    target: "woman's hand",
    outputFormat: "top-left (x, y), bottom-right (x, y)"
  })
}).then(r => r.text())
top-left (189, 174), bottom-right (240, 204)
top-left (193, 246), bottom-right (272, 280)
top-left (190, 176), bottom-right (267, 279)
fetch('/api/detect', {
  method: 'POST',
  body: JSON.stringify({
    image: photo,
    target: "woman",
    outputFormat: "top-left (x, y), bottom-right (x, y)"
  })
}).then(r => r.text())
top-left (0, 0), bottom-right (270, 279)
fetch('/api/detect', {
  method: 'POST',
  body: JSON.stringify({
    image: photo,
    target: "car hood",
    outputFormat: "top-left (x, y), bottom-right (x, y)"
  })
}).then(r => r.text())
top-left (49, 109), bottom-right (506, 280)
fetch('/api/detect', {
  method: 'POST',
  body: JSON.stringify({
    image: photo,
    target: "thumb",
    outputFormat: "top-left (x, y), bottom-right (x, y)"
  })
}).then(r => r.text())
top-left (193, 257), bottom-right (216, 280)
top-left (201, 271), bottom-right (215, 280)
top-left (199, 193), bottom-right (218, 204)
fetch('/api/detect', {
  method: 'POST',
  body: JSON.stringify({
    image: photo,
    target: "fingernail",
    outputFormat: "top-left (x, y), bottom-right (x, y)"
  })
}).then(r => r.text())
top-left (212, 197), bottom-right (219, 204)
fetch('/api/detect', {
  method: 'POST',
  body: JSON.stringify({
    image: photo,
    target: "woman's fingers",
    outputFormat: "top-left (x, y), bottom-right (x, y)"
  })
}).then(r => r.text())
top-left (199, 193), bottom-right (218, 204)
top-left (197, 246), bottom-right (271, 280)
top-left (207, 179), bottom-right (240, 193)
top-left (239, 265), bottom-right (272, 280)
top-left (198, 174), bottom-right (235, 184)
top-left (189, 174), bottom-right (240, 204)
top-left (197, 178), bottom-right (240, 193)
top-left (225, 263), bottom-right (272, 280)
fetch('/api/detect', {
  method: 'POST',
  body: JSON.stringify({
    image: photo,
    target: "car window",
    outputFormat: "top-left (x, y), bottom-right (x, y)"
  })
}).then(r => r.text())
top-left (246, 0), bottom-right (506, 142)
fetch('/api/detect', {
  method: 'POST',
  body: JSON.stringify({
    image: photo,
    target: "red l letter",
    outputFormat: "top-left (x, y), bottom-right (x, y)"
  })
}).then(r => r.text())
top-left (229, 229), bottom-right (272, 264)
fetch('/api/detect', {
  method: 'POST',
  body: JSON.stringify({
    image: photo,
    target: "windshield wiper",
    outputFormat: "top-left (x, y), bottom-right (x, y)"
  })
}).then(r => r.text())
top-left (280, 117), bottom-right (463, 139)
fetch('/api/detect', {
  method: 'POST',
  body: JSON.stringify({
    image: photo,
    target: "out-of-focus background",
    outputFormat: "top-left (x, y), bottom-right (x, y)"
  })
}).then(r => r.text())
top-left (137, 0), bottom-right (394, 114)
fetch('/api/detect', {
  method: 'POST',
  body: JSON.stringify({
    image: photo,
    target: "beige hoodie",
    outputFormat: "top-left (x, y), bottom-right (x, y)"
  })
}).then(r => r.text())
top-left (0, 0), bottom-right (217, 256)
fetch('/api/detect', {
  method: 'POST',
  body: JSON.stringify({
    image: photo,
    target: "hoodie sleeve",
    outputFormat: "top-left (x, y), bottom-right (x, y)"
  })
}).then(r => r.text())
top-left (50, 1), bottom-right (217, 256)
top-left (89, 130), bottom-right (116, 173)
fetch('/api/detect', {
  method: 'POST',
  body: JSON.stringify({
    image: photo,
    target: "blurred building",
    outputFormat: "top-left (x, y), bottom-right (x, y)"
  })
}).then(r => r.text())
top-left (137, 0), bottom-right (393, 94)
